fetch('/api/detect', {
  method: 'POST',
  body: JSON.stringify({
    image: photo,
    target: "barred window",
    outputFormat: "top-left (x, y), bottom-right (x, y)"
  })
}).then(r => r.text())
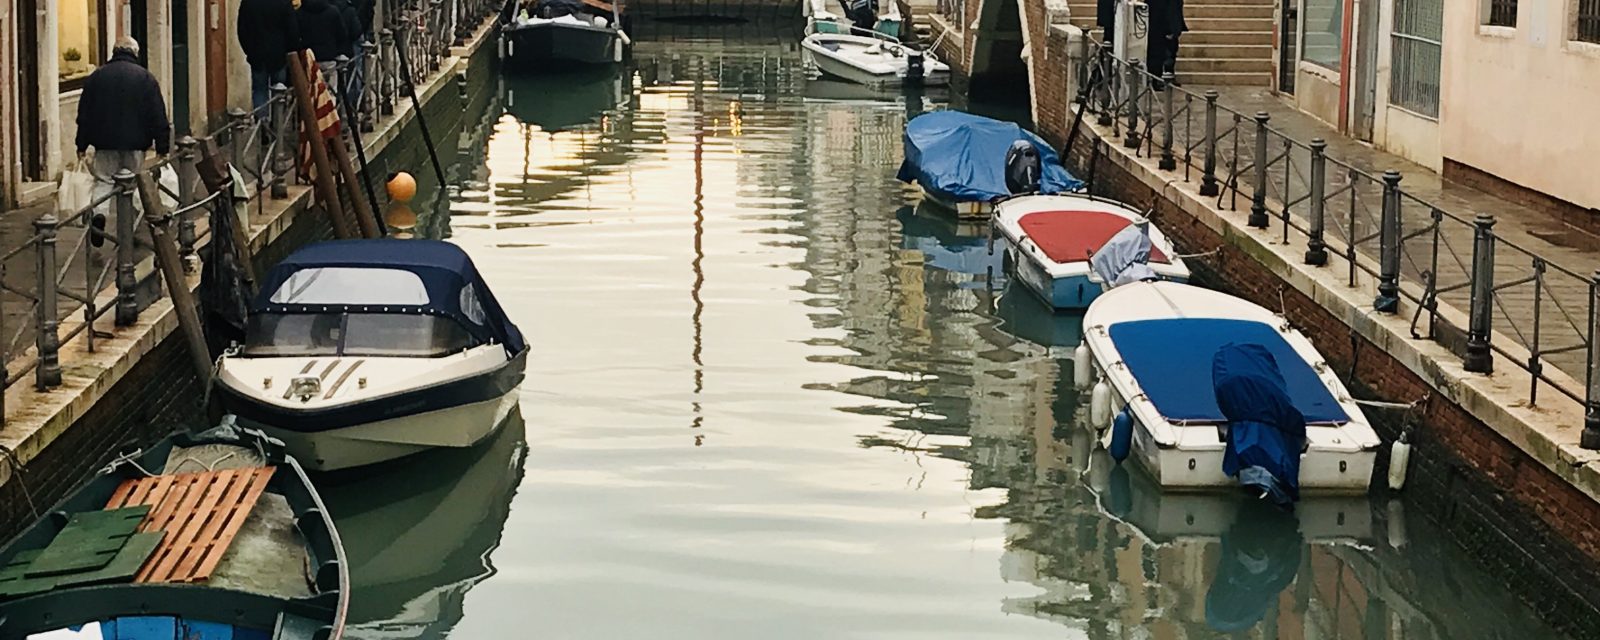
top-left (1487, 0), bottom-right (1517, 27)
top-left (1579, 0), bottom-right (1600, 43)
top-left (1391, 0), bottom-right (1442, 117)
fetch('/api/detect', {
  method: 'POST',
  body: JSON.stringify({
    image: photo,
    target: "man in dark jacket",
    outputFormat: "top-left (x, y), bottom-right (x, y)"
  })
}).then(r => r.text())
top-left (76, 37), bottom-right (171, 243)
top-left (298, 0), bottom-right (350, 63)
top-left (238, 0), bottom-right (301, 109)
top-left (334, 0), bottom-right (366, 105)
top-left (1147, 0), bottom-right (1188, 85)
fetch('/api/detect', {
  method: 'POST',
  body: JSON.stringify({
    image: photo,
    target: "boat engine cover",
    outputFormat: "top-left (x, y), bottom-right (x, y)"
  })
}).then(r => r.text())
top-left (1213, 342), bottom-right (1307, 505)
top-left (1004, 140), bottom-right (1042, 196)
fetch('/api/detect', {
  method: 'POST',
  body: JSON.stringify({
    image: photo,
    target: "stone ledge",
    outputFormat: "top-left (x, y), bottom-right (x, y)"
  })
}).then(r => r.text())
top-left (1075, 109), bottom-right (1600, 504)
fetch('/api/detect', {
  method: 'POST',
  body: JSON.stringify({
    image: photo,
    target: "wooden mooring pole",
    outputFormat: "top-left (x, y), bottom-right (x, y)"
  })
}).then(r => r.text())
top-left (136, 173), bottom-right (214, 388)
top-left (286, 52), bottom-right (358, 240)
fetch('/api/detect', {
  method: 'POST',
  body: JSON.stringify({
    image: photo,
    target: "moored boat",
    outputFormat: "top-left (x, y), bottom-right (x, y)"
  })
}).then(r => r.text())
top-left (898, 111), bottom-right (1081, 218)
top-left (214, 239), bottom-right (527, 472)
top-left (800, 31), bottom-right (951, 88)
top-left (501, 0), bottom-right (629, 68)
top-left (0, 421), bottom-right (348, 639)
top-left (995, 194), bottom-right (1190, 309)
top-left (1081, 281), bottom-right (1380, 501)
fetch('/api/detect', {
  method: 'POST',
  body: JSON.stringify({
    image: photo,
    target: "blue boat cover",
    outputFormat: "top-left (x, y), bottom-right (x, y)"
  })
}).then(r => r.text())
top-left (1214, 342), bottom-right (1309, 505)
top-left (897, 111), bottom-right (1082, 203)
top-left (1107, 318), bottom-right (1347, 424)
top-left (253, 239), bottom-right (526, 355)
top-left (1090, 221), bottom-right (1158, 287)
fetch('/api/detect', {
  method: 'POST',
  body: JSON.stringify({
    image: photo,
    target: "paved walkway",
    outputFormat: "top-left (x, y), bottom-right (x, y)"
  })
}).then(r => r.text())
top-left (1127, 84), bottom-right (1600, 390)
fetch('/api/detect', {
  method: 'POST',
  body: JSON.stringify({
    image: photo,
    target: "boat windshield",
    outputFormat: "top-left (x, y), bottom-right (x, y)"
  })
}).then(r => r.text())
top-left (244, 312), bottom-right (478, 357)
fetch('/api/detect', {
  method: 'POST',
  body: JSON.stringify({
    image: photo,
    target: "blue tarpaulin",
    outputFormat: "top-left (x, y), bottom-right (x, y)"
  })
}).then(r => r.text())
top-left (253, 239), bottom-right (526, 355)
top-left (1106, 319), bottom-right (1348, 424)
top-left (897, 111), bottom-right (1082, 203)
top-left (1214, 342), bottom-right (1309, 505)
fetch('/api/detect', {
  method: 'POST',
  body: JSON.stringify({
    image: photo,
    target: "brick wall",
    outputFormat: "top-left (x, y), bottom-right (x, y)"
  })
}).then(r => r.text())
top-left (1055, 114), bottom-right (1600, 639)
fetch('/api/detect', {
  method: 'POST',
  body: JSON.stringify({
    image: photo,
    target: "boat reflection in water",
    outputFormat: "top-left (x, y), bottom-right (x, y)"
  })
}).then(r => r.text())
top-left (321, 410), bottom-right (527, 639)
top-left (503, 66), bottom-right (625, 133)
top-left (895, 204), bottom-right (1002, 290)
top-left (994, 281), bottom-right (1085, 356)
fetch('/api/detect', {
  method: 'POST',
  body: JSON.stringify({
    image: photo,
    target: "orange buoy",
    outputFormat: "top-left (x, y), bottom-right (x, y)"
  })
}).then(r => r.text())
top-left (386, 172), bottom-right (418, 203)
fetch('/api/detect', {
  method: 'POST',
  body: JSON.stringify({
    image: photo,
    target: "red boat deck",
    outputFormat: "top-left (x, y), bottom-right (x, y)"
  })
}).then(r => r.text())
top-left (1018, 210), bottom-right (1170, 265)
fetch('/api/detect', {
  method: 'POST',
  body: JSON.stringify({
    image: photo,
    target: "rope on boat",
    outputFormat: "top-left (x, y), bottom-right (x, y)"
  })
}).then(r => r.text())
top-left (1353, 398), bottom-right (1426, 410)
top-left (0, 444), bottom-right (39, 519)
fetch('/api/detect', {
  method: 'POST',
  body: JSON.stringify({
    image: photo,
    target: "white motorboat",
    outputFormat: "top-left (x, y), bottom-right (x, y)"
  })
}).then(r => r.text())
top-left (801, 0), bottom-right (947, 88)
top-left (1080, 281), bottom-right (1380, 499)
top-left (215, 239), bottom-right (528, 472)
top-left (995, 194), bottom-right (1190, 309)
top-left (502, 0), bottom-right (629, 68)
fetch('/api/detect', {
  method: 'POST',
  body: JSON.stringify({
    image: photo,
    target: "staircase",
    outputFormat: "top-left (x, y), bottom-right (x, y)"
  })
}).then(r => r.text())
top-left (1063, 0), bottom-right (1275, 86)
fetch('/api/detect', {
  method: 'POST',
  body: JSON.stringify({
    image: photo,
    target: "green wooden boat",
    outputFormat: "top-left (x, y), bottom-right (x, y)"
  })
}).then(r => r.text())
top-left (0, 419), bottom-right (348, 639)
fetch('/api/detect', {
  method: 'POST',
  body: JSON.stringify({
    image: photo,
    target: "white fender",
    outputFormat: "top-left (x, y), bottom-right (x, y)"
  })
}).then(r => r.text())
top-left (1387, 433), bottom-right (1411, 491)
top-left (1072, 344), bottom-right (1091, 388)
top-left (1090, 381), bottom-right (1111, 431)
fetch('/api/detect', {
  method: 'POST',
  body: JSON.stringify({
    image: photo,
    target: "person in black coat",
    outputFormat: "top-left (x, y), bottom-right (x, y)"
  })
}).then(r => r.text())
top-left (297, 0), bottom-right (349, 63)
top-left (238, 0), bottom-right (301, 109)
top-left (75, 37), bottom-right (171, 241)
top-left (1147, 0), bottom-right (1188, 85)
top-left (1097, 0), bottom-right (1115, 46)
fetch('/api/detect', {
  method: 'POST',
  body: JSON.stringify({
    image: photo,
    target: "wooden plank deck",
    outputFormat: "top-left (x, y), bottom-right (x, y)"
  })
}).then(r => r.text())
top-left (105, 466), bottom-right (277, 584)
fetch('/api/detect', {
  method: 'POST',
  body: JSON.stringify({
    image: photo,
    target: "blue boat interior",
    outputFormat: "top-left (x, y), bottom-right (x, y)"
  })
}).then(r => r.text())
top-left (1107, 318), bottom-right (1349, 424)
top-left (38, 617), bottom-right (272, 640)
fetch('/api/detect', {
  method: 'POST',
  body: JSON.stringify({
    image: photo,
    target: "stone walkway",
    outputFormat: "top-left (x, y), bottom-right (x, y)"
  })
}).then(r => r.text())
top-left (1103, 82), bottom-right (1600, 393)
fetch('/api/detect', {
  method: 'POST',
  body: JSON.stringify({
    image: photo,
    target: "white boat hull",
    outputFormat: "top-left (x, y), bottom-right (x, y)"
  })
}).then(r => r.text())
top-left (801, 33), bottom-right (950, 88)
top-left (242, 388), bottom-right (520, 471)
top-left (996, 194), bottom-right (1191, 309)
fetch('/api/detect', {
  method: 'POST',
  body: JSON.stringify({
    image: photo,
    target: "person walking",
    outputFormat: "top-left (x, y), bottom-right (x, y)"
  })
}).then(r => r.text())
top-left (1147, 0), bottom-right (1188, 85)
top-left (297, 0), bottom-right (350, 66)
top-left (75, 36), bottom-right (171, 245)
top-left (238, 0), bottom-right (301, 109)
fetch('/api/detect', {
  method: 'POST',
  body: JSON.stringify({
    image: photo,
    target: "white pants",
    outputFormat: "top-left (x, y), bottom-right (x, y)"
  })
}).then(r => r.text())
top-left (89, 149), bottom-right (144, 218)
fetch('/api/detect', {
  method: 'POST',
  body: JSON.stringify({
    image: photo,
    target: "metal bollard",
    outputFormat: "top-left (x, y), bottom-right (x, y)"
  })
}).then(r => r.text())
top-left (228, 107), bottom-right (249, 174)
top-left (362, 40), bottom-right (380, 132)
top-left (1159, 72), bottom-right (1177, 171)
top-left (1464, 214), bottom-right (1497, 372)
top-left (114, 170), bottom-right (139, 327)
top-left (1583, 270), bottom-right (1600, 449)
top-left (271, 83), bottom-right (293, 199)
top-left (1375, 170), bottom-right (1403, 313)
top-left (1305, 138), bottom-right (1329, 266)
top-left (1124, 60), bottom-right (1142, 149)
top-left (1097, 51), bottom-right (1114, 127)
top-left (175, 136), bottom-right (200, 268)
top-left (34, 214), bottom-right (61, 389)
top-left (1247, 112), bottom-right (1270, 228)
top-left (380, 29), bottom-right (398, 115)
top-left (1200, 91), bottom-right (1220, 197)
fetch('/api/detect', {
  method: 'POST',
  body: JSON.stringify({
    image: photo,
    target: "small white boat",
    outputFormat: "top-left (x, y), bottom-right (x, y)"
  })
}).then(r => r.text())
top-left (996, 194), bottom-right (1190, 309)
top-left (215, 239), bottom-right (527, 472)
top-left (1081, 281), bottom-right (1380, 498)
top-left (801, 0), bottom-right (947, 88)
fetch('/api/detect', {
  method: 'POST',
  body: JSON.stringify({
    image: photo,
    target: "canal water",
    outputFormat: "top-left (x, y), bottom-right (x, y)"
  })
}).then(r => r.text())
top-left (321, 26), bottom-right (1566, 639)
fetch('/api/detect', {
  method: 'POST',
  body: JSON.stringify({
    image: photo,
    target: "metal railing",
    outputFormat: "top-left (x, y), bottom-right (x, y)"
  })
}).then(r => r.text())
top-left (1071, 41), bottom-right (1600, 448)
top-left (0, 0), bottom-right (502, 428)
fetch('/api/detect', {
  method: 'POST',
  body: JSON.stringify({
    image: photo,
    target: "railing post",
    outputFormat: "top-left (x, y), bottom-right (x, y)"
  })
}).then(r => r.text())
top-left (175, 136), bottom-right (200, 269)
top-left (380, 29), bottom-right (397, 116)
top-left (1305, 138), bottom-right (1329, 266)
top-left (1159, 72), bottom-right (1177, 170)
top-left (1097, 51), bottom-right (1114, 126)
top-left (114, 170), bottom-right (139, 327)
top-left (1583, 269), bottom-right (1600, 449)
top-left (1375, 170), bottom-right (1403, 313)
top-left (271, 83), bottom-right (293, 199)
top-left (1464, 214), bottom-right (1497, 373)
top-left (1200, 90), bottom-right (1220, 197)
top-left (228, 107), bottom-right (249, 173)
top-left (33, 214), bottom-right (61, 389)
top-left (1247, 111), bottom-right (1270, 228)
top-left (1124, 60), bottom-right (1142, 148)
top-left (361, 40), bottom-right (380, 132)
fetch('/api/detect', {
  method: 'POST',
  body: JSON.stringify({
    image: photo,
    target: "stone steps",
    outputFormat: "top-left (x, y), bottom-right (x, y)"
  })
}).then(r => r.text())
top-left (1060, 1), bottom-right (1277, 85)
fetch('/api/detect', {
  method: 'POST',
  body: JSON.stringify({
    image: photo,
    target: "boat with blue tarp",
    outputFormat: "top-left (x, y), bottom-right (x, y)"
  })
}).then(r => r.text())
top-left (995, 194), bottom-right (1190, 309)
top-left (214, 239), bottom-right (527, 472)
top-left (897, 111), bottom-right (1081, 217)
top-left (0, 421), bottom-right (348, 640)
top-left (1080, 281), bottom-right (1380, 502)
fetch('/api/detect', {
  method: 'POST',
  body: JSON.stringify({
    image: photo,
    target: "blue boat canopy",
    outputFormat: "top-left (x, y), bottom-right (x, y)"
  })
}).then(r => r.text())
top-left (1107, 318), bottom-right (1348, 424)
top-left (897, 111), bottom-right (1082, 203)
top-left (253, 239), bottom-right (526, 354)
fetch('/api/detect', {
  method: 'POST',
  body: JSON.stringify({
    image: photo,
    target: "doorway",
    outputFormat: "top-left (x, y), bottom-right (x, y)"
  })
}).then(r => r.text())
top-left (1279, 0), bottom-right (1298, 95)
top-left (204, 0), bottom-right (229, 122)
top-left (1351, 0), bottom-right (1378, 140)
top-left (171, 0), bottom-right (190, 135)
top-left (18, 0), bottom-right (43, 180)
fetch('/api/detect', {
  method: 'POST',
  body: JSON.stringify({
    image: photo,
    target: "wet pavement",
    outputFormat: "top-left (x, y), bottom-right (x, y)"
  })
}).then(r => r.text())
top-left (314, 25), bottom-right (1572, 640)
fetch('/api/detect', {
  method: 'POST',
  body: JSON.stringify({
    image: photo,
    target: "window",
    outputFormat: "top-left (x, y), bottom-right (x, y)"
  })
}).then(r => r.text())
top-left (244, 313), bottom-right (477, 358)
top-left (269, 267), bottom-right (430, 306)
top-left (1579, 0), bottom-right (1600, 43)
top-left (1300, 0), bottom-right (1343, 69)
top-left (1487, 0), bottom-right (1517, 27)
top-left (1391, 0), bottom-right (1442, 117)
top-left (58, 0), bottom-right (105, 89)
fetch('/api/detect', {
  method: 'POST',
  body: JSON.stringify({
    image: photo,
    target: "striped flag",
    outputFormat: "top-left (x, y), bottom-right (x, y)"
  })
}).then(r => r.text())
top-left (296, 50), bottom-right (343, 179)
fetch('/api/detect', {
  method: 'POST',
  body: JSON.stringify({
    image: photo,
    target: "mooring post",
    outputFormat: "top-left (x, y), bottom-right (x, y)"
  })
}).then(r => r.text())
top-left (1375, 170), bottom-right (1403, 313)
top-left (1159, 73), bottom-right (1177, 170)
top-left (1247, 111), bottom-right (1270, 228)
top-left (1124, 60), bottom-right (1143, 149)
top-left (175, 136), bottom-right (200, 268)
top-left (137, 173), bottom-right (214, 388)
top-left (1306, 138), bottom-right (1329, 266)
top-left (34, 214), bottom-right (61, 389)
top-left (114, 170), bottom-right (139, 326)
top-left (1200, 91), bottom-right (1220, 197)
top-left (1097, 50), bottom-right (1114, 127)
top-left (1583, 270), bottom-right (1600, 449)
top-left (1464, 213), bottom-right (1497, 373)
top-left (286, 51), bottom-right (358, 240)
top-left (270, 83), bottom-right (293, 199)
